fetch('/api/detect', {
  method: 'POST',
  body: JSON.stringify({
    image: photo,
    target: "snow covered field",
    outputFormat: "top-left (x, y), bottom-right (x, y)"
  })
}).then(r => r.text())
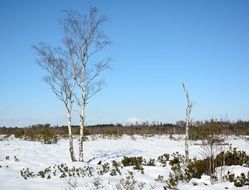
top-left (0, 135), bottom-right (249, 190)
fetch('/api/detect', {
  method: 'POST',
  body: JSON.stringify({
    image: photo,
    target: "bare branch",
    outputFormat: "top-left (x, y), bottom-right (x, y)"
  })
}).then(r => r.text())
top-left (33, 39), bottom-right (77, 161)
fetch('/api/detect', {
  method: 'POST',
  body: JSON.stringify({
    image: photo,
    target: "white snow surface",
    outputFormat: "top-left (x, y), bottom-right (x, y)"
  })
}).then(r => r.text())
top-left (0, 135), bottom-right (249, 190)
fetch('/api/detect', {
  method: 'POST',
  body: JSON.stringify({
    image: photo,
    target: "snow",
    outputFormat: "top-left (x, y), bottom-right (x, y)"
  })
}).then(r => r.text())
top-left (0, 135), bottom-right (249, 189)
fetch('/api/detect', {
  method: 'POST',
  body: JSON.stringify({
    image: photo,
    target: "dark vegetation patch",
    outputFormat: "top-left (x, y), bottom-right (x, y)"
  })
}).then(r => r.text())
top-left (164, 149), bottom-right (249, 189)
top-left (1, 120), bottom-right (249, 138)
top-left (8, 124), bottom-right (58, 144)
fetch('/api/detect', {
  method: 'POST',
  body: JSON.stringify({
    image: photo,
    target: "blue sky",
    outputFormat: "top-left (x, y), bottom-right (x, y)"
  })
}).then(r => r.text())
top-left (0, 0), bottom-right (249, 127)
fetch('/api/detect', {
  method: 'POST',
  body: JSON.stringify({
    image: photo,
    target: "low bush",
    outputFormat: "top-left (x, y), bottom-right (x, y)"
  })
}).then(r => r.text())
top-left (14, 130), bottom-right (25, 138)
top-left (110, 160), bottom-right (122, 176)
top-left (104, 128), bottom-right (123, 138)
top-left (185, 148), bottom-right (249, 181)
top-left (186, 158), bottom-right (209, 179)
top-left (146, 158), bottom-right (156, 166)
top-left (216, 148), bottom-right (249, 167)
top-left (158, 153), bottom-right (170, 167)
top-left (14, 124), bottom-right (57, 144)
top-left (165, 152), bottom-right (187, 189)
top-left (224, 172), bottom-right (249, 187)
top-left (164, 149), bottom-right (249, 189)
top-left (116, 171), bottom-right (145, 190)
top-left (97, 163), bottom-right (110, 175)
top-left (20, 163), bottom-right (94, 180)
top-left (121, 156), bottom-right (144, 173)
top-left (41, 124), bottom-right (58, 144)
top-left (75, 128), bottom-right (92, 136)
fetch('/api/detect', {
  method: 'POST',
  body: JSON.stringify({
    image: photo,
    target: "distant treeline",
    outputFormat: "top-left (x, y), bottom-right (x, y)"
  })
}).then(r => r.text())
top-left (1, 120), bottom-right (249, 136)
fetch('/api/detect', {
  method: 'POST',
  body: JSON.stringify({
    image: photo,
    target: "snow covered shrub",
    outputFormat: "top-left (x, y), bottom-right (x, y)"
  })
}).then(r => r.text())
top-left (98, 162), bottom-right (110, 175)
top-left (216, 148), bottom-right (249, 167)
top-left (161, 148), bottom-right (249, 188)
top-left (130, 135), bottom-right (137, 141)
top-left (110, 160), bottom-right (122, 176)
top-left (165, 172), bottom-right (180, 189)
top-left (179, 148), bottom-right (249, 184)
top-left (116, 171), bottom-right (145, 190)
top-left (162, 152), bottom-right (190, 189)
top-left (234, 176), bottom-right (244, 187)
top-left (186, 158), bottom-right (209, 179)
top-left (186, 149), bottom-right (249, 181)
top-left (92, 177), bottom-right (104, 189)
top-left (64, 177), bottom-right (78, 190)
top-left (164, 152), bottom-right (209, 189)
top-left (184, 149), bottom-right (249, 186)
top-left (20, 164), bottom-right (94, 179)
top-left (233, 173), bottom-right (249, 187)
top-left (1, 133), bottom-right (11, 140)
top-left (145, 158), bottom-right (156, 166)
top-left (121, 156), bottom-right (144, 174)
top-left (158, 153), bottom-right (170, 166)
top-left (169, 152), bottom-right (185, 170)
top-left (38, 170), bottom-right (48, 178)
top-left (121, 156), bottom-right (142, 167)
top-left (169, 134), bottom-right (174, 140)
top-left (245, 172), bottom-right (249, 186)
top-left (14, 156), bottom-right (20, 162)
top-left (224, 171), bottom-right (235, 182)
top-left (224, 172), bottom-right (249, 187)
top-left (20, 168), bottom-right (36, 180)
top-left (155, 175), bottom-right (166, 183)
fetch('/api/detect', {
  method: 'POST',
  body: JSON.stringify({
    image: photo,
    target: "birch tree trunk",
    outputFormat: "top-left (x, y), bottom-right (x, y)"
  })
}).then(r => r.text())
top-left (79, 101), bottom-right (86, 162)
top-left (67, 110), bottom-right (77, 162)
top-left (182, 82), bottom-right (192, 163)
top-left (185, 114), bottom-right (190, 162)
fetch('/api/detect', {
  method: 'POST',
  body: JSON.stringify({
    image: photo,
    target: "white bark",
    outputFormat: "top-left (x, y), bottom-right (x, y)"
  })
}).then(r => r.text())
top-left (182, 82), bottom-right (192, 163)
top-left (66, 8), bottom-right (110, 162)
top-left (79, 99), bottom-right (86, 161)
top-left (33, 43), bottom-right (77, 162)
top-left (67, 110), bottom-right (77, 161)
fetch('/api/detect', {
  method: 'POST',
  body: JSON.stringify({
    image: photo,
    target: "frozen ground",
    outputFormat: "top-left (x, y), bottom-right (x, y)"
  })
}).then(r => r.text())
top-left (0, 135), bottom-right (249, 190)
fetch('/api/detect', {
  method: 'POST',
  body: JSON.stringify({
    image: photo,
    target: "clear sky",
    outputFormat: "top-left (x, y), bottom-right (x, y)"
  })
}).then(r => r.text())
top-left (0, 0), bottom-right (249, 127)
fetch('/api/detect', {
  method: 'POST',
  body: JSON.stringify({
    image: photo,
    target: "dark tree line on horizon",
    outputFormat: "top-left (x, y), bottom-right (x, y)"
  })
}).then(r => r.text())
top-left (1, 120), bottom-right (249, 137)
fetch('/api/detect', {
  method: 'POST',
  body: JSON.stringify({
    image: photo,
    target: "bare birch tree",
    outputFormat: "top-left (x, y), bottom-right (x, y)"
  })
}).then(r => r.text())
top-left (60, 8), bottom-right (111, 161)
top-left (182, 82), bottom-right (192, 163)
top-left (33, 43), bottom-right (77, 161)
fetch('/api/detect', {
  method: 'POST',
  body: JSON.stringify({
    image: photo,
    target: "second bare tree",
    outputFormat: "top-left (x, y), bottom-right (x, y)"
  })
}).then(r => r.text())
top-left (182, 82), bottom-right (192, 163)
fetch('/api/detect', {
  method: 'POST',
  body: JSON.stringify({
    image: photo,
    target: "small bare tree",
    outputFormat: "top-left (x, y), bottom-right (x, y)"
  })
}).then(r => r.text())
top-left (182, 82), bottom-right (192, 163)
top-left (33, 43), bottom-right (77, 161)
top-left (60, 8), bottom-right (111, 161)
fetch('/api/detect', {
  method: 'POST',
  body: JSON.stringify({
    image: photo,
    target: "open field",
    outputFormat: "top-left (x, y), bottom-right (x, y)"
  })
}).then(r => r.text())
top-left (1, 135), bottom-right (249, 189)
